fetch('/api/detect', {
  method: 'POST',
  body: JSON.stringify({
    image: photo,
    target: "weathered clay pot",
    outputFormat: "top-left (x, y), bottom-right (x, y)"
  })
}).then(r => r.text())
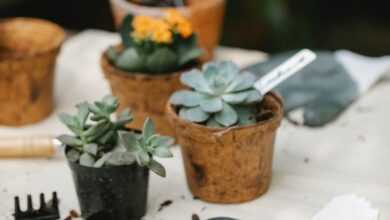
top-left (0, 18), bottom-right (65, 126)
top-left (101, 51), bottom-right (190, 136)
top-left (167, 92), bottom-right (284, 203)
top-left (109, 0), bottom-right (225, 61)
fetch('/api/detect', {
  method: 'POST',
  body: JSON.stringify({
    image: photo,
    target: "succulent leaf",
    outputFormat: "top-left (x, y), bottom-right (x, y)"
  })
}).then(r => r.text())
top-left (143, 118), bottom-right (155, 141)
top-left (226, 71), bottom-right (257, 92)
top-left (119, 131), bottom-right (139, 152)
top-left (180, 69), bottom-right (213, 94)
top-left (171, 61), bottom-right (261, 128)
top-left (146, 47), bottom-right (177, 73)
top-left (57, 135), bottom-right (83, 147)
top-left (179, 106), bottom-right (210, 122)
top-left (215, 103), bottom-right (238, 127)
top-left (200, 97), bottom-right (223, 113)
top-left (222, 92), bottom-right (249, 104)
top-left (235, 106), bottom-right (257, 126)
top-left (148, 159), bottom-right (166, 177)
top-left (116, 48), bottom-right (145, 72)
top-left (84, 144), bottom-right (98, 156)
top-left (67, 149), bottom-right (81, 163)
top-left (79, 153), bottom-right (95, 167)
top-left (170, 90), bottom-right (205, 107)
top-left (245, 90), bottom-right (263, 103)
top-left (105, 152), bottom-right (136, 166)
top-left (154, 145), bottom-right (173, 158)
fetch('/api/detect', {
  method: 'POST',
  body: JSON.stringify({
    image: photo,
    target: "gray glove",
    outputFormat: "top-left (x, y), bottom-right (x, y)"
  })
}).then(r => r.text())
top-left (245, 50), bottom-right (390, 126)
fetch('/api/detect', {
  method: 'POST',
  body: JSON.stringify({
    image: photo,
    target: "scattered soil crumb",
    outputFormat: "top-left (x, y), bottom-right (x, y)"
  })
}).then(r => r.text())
top-left (180, 195), bottom-right (186, 200)
top-left (158, 200), bottom-right (173, 212)
top-left (193, 196), bottom-right (200, 200)
top-left (304, 157), bottom-right (310, 164)
top-left (64, 209), bottom-right (80, 220)
top-left (192, 214), bottom-right (200, 220)
top-left (201, 206), bottom-right (207, 212)
top-left (357, 135), bottom-right (366, 142)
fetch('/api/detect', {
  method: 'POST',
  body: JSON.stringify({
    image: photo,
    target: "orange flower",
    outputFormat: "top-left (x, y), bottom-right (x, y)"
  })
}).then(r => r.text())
top-left (177, 20), bottom-right (193, 38)
top-left (164, 9), bottom-right (193, 38)
top-left (132, 15), bottom-right (155, 40)
top-left (165, 9), bottom-right (185, 25)
top-left (151, 20), bottom-right (173, 43)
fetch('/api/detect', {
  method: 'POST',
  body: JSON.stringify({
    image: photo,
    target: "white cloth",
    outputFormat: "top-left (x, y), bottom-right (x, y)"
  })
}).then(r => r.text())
top-left (1, 30), bottom-right (390, 220)
top-left (336, 50), bottom-right (390, 93)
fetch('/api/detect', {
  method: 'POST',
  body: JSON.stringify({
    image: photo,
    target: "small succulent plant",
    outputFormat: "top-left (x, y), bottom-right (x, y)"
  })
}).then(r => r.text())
top-left (58, 95), bottom-right (174, 177)
top-left (107, 10), bottom-right (202, 73)
top-left (170, 61), bottom-right (263, 128)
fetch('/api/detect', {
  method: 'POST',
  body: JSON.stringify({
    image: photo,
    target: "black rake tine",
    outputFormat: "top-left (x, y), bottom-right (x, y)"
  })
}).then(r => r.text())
top-left (52, 192), bottom-right (58, 207)
top-left (27, 195), bottom-right (33, 212)
top-left (14, 196), bottom-right (21, 214)
top-left (39, 193), bottom-right (46, 210)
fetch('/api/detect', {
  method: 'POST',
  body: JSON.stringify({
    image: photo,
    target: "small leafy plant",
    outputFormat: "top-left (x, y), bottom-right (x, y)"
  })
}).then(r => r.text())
top-left (58, 95), bottom-right (174, 177)
top-left (170, 61), bottom-right (263, 128)
top-left (107, 9), bottom-right (202, 73)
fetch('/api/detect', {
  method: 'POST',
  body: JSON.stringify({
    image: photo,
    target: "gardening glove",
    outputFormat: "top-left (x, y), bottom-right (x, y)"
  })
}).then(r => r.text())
top-left (244, 50), bottom-right (390, 126)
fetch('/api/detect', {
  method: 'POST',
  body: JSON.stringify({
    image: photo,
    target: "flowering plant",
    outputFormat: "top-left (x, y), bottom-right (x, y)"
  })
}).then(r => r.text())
top-left (107, 10), bottom-right (202, 73)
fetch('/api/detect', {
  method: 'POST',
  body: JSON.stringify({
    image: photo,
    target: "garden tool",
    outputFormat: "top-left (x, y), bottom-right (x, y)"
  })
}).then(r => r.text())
top-left (246, 50), bottom-right (390, 126)
top-left (14, 192), bottom-right (60, 220)
top-left (0, 136), bottom-right (61, 158)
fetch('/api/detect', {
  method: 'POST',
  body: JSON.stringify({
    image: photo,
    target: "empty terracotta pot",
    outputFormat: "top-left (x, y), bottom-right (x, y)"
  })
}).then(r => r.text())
top-left (0, 18), bottom-right (65, 126)
top-left (101, 51), bottom-right (191, 136)
top-left (109, 0), bottom-right (225, 61)
top-left (167, 92), bottom-right (284, 203)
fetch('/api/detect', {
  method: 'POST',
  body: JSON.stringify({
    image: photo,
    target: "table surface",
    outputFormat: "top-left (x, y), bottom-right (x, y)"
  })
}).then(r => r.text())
top-left (1, 30), bottom-right (390, 220)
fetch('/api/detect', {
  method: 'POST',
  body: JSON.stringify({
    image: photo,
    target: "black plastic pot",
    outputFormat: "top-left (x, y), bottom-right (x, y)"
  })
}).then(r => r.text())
top-left (66, 147), bottom-right (149, 220)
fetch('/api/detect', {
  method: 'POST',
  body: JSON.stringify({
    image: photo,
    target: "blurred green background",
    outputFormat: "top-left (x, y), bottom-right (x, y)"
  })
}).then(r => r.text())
top-left (1, 0), bottom-right (390, 55)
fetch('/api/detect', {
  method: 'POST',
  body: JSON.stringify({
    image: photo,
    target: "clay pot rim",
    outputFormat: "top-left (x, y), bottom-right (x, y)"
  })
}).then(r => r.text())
top-left (101, 48), bottom-right (199, 80)
top-left (111, 0), bottom-right (224, 17)
top-left (166, 92), bottom-right (284, 133)
top-left (0, 17), bottom-right (65, 60)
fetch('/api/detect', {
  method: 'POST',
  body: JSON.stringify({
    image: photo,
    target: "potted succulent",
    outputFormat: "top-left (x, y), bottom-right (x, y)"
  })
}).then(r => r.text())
top-left (57, 95), bottom-right (174, 219)
top-left (0, 18), bottom-right (65, 126)
top-left (109, 0), bottom-right (225, 61)
top-left (101, 11), bottom-right (202, 136)
top-left (166, 61), bottom-right (284, 203)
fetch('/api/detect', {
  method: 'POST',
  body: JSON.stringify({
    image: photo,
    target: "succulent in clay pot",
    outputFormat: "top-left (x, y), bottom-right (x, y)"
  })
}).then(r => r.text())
top-left (58, 95), bottom-right (174, 220)
top-left (109, 0), bottom-right (225, 61)
top-left (167, 61), bottom-right (284, 203)
top-left (101, 10), bottom-right (202, 136)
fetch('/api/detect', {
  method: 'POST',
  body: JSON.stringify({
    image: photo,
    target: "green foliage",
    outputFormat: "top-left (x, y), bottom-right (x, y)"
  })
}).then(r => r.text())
top-left (107, 15), bottom-right (202, 74)
top-left (119, 118), bottom-right (174, 177)
top-left (170, 61), bottom-right (262, 128)
top-left (58, 95), bottom-right (174, 177)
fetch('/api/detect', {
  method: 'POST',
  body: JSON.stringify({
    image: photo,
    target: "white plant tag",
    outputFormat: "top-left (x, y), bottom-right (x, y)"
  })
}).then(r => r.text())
top-left (254, 49), bottom-right (317, 95)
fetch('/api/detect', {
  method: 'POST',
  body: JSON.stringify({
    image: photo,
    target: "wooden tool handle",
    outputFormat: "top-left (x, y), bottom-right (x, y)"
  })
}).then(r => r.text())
top-left (0, 136), bottom-right (56, 158)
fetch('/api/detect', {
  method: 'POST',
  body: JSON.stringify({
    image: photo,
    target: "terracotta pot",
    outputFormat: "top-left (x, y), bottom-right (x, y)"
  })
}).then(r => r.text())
top-left (0, 18), bottom-right (65, 126)
top-left (167, 92), bottom-right (284, 203)
top-left (109, 0), bottom-right (225, 61)
top-left (101, 51), bottom-right (191, 136)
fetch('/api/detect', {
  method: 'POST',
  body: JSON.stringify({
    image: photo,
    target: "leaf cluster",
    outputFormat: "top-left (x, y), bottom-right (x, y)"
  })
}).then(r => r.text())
top-left (58, 95), bottom-right (174, 177)
top-left (107, 15), bottom-right (202, 74)
top-left (170, 61), bottom-right (263, 128)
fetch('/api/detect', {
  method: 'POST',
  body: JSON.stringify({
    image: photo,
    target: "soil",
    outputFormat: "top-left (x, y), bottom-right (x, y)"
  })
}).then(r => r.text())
top-left (158, 200), bottom-right (173, 212)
